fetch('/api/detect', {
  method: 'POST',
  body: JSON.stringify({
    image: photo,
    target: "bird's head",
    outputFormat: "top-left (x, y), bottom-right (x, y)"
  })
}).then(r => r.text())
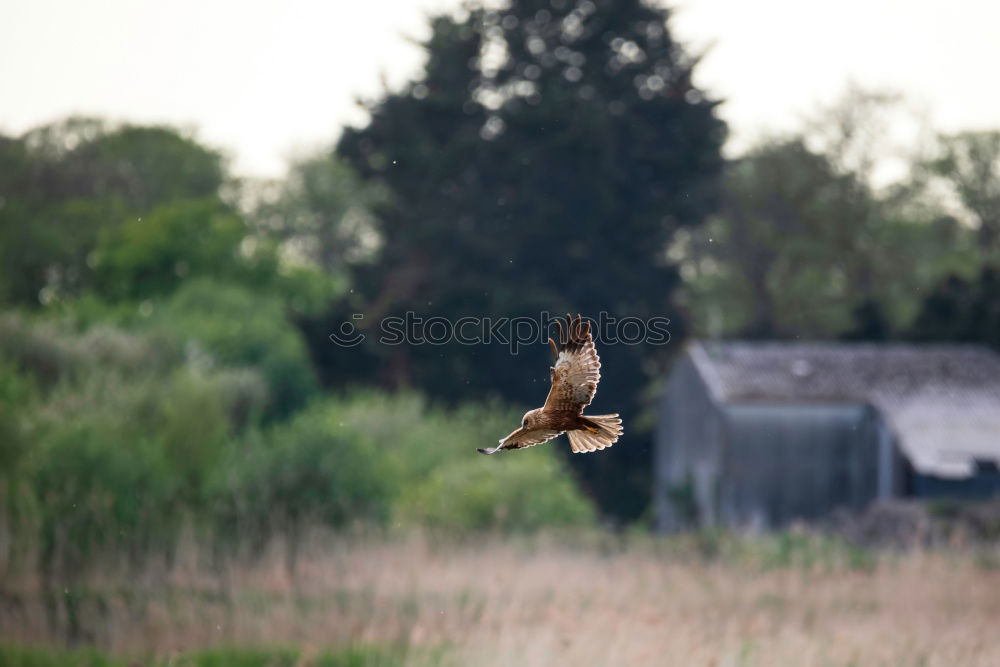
top-left (520, 408), bottom-right (542, 430)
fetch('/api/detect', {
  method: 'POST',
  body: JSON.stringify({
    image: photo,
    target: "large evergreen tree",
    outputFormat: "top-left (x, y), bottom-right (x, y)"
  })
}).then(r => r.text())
top-left (329, 0), bottom-right (726, 520)
top-left (910, 266), bottom-right (1000, 346)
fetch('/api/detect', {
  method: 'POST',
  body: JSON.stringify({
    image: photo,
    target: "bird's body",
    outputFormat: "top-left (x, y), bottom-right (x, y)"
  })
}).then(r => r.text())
top-left (522, 408), bottom-right (579, 432)
top-left (478, 314), bottom-right (623, 455)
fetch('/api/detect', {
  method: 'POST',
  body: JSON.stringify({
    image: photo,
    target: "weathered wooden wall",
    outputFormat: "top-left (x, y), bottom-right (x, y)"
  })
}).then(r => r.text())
top-left (716, 404), bottom-right (878, 529)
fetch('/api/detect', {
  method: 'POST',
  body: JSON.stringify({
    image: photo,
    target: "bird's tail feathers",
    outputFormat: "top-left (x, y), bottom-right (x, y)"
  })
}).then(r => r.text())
top-left (569, 414), bottom-right (623, 453)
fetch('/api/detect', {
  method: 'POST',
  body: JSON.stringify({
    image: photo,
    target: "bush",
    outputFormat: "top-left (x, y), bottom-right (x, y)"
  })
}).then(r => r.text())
top-left (135, 371), bottom-right (232, 505)
top-left (151, 279), bottom-right (317, 417)
top-left (320, 392), bottom-right (517, 477)
top-left (0, 313), bottom-right (78, 385)
top-left (218, 393), bottom-right (597, 536)
top-left (0, 356), bottom-right (40, 566)
top-left (3, 318), bottom-right (599, 570)
top-left (75, 323), bottom-right (180, 377)
top-left (312, 392), bottom-right (596, 532)
top-left (400, 454), bottom-right (595, 532)
top-left (0, 355), bottom-right (36, 474)
top-left (219, 404), bottom-right (395, 537)
top-left (0, 312), bottom-right (180, 385)
top-left (30, 411), bottom-right (179, 569)
top-left (210, 367), bottom-right (271, 433)
top-left (26, 369), bottom-right (237, 570)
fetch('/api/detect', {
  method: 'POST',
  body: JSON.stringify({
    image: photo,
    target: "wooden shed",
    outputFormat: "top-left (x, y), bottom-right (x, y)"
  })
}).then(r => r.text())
top-left (654, 342), bottom-right (1000, 532)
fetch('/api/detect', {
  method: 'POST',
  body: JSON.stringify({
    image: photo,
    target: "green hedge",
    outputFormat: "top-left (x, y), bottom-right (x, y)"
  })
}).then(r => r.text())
top-left (1, 314), bottom-right (598, 575)
top-left (217, 393), bottom-right (595, 536)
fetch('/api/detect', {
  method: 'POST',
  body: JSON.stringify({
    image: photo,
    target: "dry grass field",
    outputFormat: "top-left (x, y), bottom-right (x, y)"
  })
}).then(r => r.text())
top-left (2, 532), bottom-right (1000, 666)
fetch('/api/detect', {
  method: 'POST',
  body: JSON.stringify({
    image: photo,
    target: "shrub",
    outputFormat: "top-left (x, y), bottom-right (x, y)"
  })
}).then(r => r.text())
top-left (0, 355), bottom-right (36, 473)
top-left (219, 404), bottom-right (395, 537)
top-left (313, 392), bottom-right (596, 532)
top-left (136, 371), bottom-right (232, 505)
top-left (399, 454), bottom-right (595, 532)
top-left (321, 392), bottom-right (517, 477)
top-left (210, 367), bottom-right (271, 433)
top-left (0, 313), bottom-right (78, 385)
top-left (0, 312), bottom-right (180, 385)
top-left (75, 323), bottom-right (180, 377)
top-left (30, 412), bottom-right (178, 570)
top-left (0, 356), bottom-right (40, 566)
top-left (218, 393), bottom-right (597, 536)
top-left (26, 369), bottom-right (237, 570)
top-left (151, 279), bottom-right (317, 417)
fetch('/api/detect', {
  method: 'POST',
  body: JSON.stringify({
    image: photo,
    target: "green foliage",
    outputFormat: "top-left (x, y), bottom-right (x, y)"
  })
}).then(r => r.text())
top-left (0, 357), bottom-right (38, 541)
top-left (401, 455), bottom-right (594, 532)
top-left (93, 198), bottom-right (275, 300)
top-left (929, 130), bottom-right (1000, 254)
top-left (26, 369), bottom-right (238, 568)
top-left (0, 103), bottom-right (606, 579)
top-left (0, 642), bottom-right (123, 667)
top-left (0, 313), bottom-right (81, 385)
top-left (216, 392), bottom-right (596, 537)
top-left (0, 315), bottom-right (264, 569)
top-left (320, 392), bottom-right (514, 478)
top-left (150, 279), bottom-right (317, 416)
top-left (270, 263), bottom-right (344, 318)
top-left (0, 312), bottom-right (180, 386)
top-left (677, 134), bottom-right (979, 339)
top-left (335, 0), bottom-right (725, 385)
top-left (253, 153), bottom-right (383, 275)
top-left (331, 0), bottom-right (727, 520)
top-left (139, 371), bottom-right (232, 502)
top-left (324, 393), bottom-right (594, 532)
top-left (0, 197), bottom-right (123, 305)
top-left (677, 138), bottom-right (862, 337)
top-left (225, 405), bottom-right (394, 532)
top-left (910, 265), bottom-right (1000, 347)
top-left (0, 118), bottom-right (226, 307)
top-left (31, 409), bottom-right (180, 565)
top-left (0, 357), bottom-right (35, 472)
top-left (18, 117), bottom-right (224, 211)
top-left (209, 367), bottom-right (272, 433)
top-left (2, 310), bottom-right (596, 572)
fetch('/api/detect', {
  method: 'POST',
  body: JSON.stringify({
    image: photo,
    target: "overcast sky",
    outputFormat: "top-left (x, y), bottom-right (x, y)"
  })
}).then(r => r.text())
top-left (3, 0), bottom-right (999, 177)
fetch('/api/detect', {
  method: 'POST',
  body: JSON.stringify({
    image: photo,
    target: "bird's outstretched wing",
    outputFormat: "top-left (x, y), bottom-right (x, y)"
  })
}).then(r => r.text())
top-left (543, 313), bottom-right (601, 413)
top-left (478, 427), bottom-right (565, 455)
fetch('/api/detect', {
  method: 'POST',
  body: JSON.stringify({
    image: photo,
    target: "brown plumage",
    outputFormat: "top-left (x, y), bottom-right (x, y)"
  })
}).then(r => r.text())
top-left (478, 314), bottom-right (623, 455)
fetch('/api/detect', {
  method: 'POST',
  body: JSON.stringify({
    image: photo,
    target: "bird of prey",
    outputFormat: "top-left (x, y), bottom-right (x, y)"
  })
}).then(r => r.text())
top-left (478, 314), bottom-right (623, 455)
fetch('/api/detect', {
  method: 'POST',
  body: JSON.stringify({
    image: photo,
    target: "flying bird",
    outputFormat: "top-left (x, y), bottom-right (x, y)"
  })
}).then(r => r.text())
top-left (478, 314), bottom-right (623, 455)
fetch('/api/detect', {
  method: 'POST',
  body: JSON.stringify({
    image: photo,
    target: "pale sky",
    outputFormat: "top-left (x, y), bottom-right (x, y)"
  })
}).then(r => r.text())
top-left (3, 0), bottom-right (999, 177)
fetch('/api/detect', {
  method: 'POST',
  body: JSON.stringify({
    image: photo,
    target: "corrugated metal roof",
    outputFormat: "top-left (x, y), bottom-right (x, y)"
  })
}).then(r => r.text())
top-left (687, 341), bottom-right (1000, 479)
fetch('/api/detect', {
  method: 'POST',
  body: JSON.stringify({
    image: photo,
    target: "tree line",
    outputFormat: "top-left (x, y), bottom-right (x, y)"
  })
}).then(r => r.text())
top-left (2, 0), bottom-right (1000, 537)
